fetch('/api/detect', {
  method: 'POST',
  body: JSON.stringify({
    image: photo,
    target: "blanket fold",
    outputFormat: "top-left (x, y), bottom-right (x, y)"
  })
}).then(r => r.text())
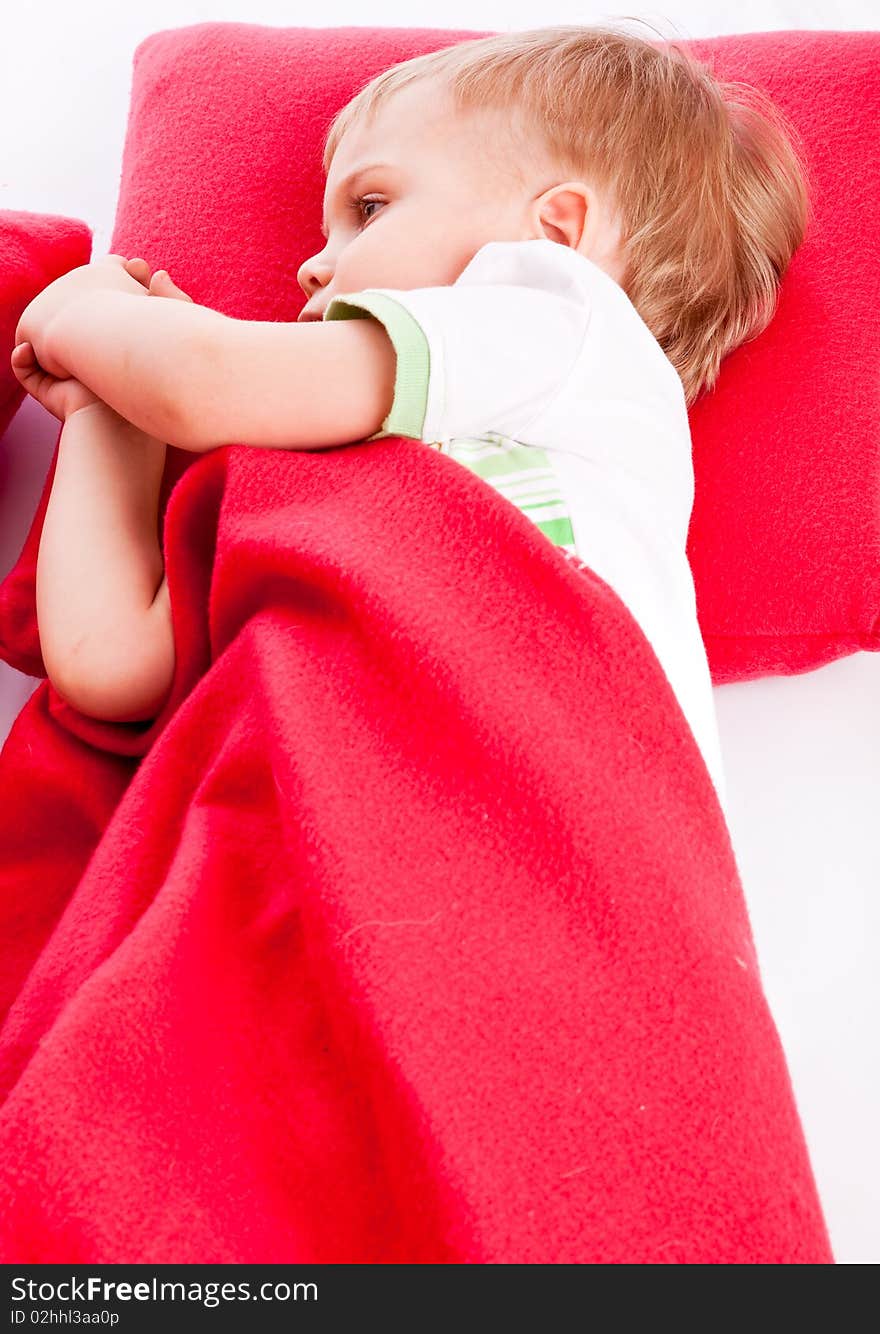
top-left (0, 438), bottom-right (831, 1262)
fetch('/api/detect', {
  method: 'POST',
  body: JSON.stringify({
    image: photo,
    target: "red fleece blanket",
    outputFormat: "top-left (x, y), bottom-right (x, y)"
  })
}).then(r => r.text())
top-left (0, 437), bottom-right (831, 1262)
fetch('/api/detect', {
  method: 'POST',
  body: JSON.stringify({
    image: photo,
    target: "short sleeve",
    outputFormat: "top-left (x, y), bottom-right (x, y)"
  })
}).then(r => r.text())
top-left (323, 239), bottom-right (592, 445)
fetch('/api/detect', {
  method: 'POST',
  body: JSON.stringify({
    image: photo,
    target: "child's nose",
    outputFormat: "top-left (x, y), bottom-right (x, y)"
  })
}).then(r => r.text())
top-left (297, 258), bottom-right (333, 299)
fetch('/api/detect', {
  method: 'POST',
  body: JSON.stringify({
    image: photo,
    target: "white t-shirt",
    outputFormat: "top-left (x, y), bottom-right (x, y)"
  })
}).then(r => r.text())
top-left (325, 239), bottom-right (727, 807)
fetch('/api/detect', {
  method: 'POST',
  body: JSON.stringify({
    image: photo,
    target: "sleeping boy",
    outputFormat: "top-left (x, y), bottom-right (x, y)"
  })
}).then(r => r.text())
top-left (10, 24), bottom-right (810, 807)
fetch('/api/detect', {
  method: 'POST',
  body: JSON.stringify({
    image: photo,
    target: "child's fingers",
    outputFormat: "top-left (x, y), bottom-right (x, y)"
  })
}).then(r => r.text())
top-left (10, 342), bottom-right (93, 420)
top-left (12, 340), bottom-right (65, 386)
top-left (10, 341), bottom-right (37, 378)
top-left (11, 341), bottom-right (47, 384)
top-left (124, 257), bottom-right (152, 288)
top-left (11, 343), bottom-right (50, 395)
top-left (149, 269), bottom-right (193, 302)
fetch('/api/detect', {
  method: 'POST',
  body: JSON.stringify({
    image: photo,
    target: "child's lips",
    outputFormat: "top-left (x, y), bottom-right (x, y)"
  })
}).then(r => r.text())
top-left (297, 306), bottom-right (325, 322)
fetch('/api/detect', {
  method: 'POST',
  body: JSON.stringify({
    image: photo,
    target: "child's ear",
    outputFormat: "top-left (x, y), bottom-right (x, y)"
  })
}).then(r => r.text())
top-left (530, 182), bottom-right (591, 249)
top-left (529, 182), bottom-right (626, 280)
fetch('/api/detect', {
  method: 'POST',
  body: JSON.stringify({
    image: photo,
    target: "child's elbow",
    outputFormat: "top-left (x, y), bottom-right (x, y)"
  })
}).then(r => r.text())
top-left (51, 608), bottom-right (176, 723)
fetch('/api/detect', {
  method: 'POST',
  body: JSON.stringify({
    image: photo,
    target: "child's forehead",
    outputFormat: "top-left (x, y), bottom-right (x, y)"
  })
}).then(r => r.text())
top-left (330, 85), bottom-right (536, 184)
top-left (346, 82), bottom-right (460, 155)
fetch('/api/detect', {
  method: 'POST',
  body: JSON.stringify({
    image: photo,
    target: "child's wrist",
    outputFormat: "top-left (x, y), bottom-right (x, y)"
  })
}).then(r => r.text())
top-left (65, 399), bottom-right (164, 446)
top-left (65, 400), bottom-right (124, 429)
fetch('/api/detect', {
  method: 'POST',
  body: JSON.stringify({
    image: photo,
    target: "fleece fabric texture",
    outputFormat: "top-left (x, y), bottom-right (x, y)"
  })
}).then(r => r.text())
top-left (0, 26), bottom-right (877, 683)
top-left (0, 211), bottom-right (91, 440)
top-left (0, 439), bottom-right (831, 1263)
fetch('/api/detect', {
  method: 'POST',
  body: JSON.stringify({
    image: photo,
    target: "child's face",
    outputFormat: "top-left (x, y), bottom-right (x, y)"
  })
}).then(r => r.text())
top-left (297, 78), bottom-right (547, 320)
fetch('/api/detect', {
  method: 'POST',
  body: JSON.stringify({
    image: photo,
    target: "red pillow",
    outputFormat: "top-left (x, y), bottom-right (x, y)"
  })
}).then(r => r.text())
top-left (0, 211), bottom-right (91, 439)
top-left (0, 26), bottom-right (877, 683)
top-left (685, 31), bottom-right (880, 680)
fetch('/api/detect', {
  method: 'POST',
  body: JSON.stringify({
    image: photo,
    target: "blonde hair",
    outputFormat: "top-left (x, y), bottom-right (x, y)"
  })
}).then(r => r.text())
top-left (322, 23), bottom-right (811, 405)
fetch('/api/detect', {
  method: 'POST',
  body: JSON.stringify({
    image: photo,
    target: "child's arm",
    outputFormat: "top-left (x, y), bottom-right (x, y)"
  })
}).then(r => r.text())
top-left (12, 258), bottom-right (177, 721)
top-left (36, 401), bottom-right (173, 722)
top-left (27, 277), bottom-right (397, 454)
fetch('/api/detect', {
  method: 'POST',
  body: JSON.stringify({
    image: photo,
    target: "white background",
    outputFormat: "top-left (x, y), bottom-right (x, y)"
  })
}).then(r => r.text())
top-left (1, 0), bottom-right (878, 1264)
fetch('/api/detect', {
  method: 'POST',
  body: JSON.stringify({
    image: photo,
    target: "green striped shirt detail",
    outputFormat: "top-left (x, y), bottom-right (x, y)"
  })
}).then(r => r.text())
top-left (437, 434), bottom-right (578, 555)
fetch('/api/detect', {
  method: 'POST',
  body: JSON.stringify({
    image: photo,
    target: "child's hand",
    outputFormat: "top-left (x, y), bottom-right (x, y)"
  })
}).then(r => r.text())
top-left (123, 258), bottom-right (194, 304)
top-left (10, 259), bottom-right (195, 423)
top-left (15, 255), bottom-right (149, 378)
top-left (9, 341), bottom-right (101, 422)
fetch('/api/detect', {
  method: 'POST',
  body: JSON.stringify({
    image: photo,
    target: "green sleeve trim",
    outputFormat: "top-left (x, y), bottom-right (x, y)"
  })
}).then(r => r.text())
top-left (324, 291), bottom-right (430, 441)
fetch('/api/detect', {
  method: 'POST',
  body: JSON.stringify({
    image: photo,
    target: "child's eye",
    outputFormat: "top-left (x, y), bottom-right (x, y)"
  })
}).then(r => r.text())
top-left (348, 194), bottom-right (384, 228)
